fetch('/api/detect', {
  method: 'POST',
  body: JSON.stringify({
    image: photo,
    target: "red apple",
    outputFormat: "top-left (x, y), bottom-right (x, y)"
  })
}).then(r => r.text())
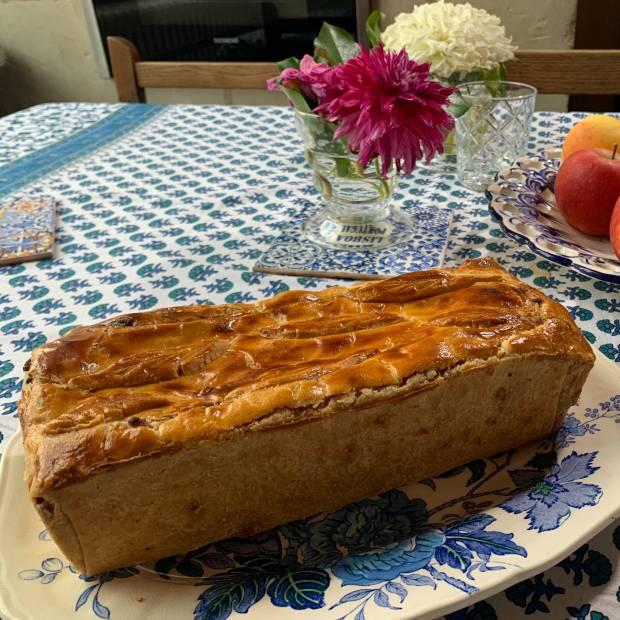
top-left (611, 196), bottom-right (620, 259)
top-left (555, 147), bottom-right (620, 236)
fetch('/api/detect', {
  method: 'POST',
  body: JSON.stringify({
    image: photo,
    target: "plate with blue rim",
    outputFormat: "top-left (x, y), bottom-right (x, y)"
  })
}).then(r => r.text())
top-left (0, 352), bottom-right (619, 620)
top-left (486, 150), bottom-right (620, 284)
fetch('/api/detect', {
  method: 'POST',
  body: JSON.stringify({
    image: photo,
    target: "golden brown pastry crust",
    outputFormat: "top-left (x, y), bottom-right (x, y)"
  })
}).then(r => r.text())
top-left (19, 257), bottom-right (593, 498)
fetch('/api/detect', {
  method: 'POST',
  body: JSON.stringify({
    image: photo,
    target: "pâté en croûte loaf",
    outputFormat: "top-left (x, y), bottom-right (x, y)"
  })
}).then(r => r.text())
top-left (19, 258), bottom-right (594, 575)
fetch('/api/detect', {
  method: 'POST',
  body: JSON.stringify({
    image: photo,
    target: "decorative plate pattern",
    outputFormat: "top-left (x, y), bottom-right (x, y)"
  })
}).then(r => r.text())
top-left (0, 353), bottom-right (618, 620)
top-left (486, 151), bottom-right (620, 283)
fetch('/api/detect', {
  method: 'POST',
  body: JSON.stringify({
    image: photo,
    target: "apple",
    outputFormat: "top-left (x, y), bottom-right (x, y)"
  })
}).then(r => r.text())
top-left (562, 115), bottom-right (620, 160)
top-left (554, 147), bottom-right (620, 236)
top-left (611, 196), bottom-right (620, 259)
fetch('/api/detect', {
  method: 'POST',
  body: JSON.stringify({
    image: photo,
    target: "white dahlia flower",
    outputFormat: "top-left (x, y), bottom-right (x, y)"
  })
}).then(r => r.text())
top-left (382, 1), bottom-right (516, 80)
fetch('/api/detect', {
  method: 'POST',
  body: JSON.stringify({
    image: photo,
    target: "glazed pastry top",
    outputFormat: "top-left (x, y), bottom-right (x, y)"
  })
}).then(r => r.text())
top-left (19, 257), bottom-right (593, 495)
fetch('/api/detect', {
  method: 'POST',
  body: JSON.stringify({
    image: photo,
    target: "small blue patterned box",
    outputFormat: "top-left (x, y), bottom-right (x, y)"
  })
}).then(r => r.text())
top-left (253, 192), bottom-right (452, 279)
top-left (0, 197), bottom-right (56, 265)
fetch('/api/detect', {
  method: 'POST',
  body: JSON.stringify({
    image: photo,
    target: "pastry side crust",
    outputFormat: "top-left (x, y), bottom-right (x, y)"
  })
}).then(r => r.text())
top-left (34, 351), bottom-right (590, 575)
top-left (18, 258), bottom-right (595, 574)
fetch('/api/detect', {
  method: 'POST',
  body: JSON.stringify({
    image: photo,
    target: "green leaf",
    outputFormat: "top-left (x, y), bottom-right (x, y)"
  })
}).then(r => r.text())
top-left (280, 86), bottom-right (312, 113)
top-left (314, 22), bottom-right (359, 65)
top-left (449, 97), bottom-right (471, 119)
top-left (365, 10), bottom-right (384, 48)
top-left (450, 64), bottom-right (508, 99)
top-left (334, 157), bottom-right (353, 177)
top-left (446, 69), bottom-right (483, 85)
top-left (482, 65), bottom-right (501, 82)
top-left (276, 56), bottom-right (300, 72)
top-left (267, 568), bottom-right (330, 610)
top-left (196, 570), bottom-right (268, 619)
top-left (482, 64), bottom-right (508, 97)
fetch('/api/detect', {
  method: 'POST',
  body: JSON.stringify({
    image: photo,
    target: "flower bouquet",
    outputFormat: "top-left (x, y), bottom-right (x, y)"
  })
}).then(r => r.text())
top-left (267, 13), bottom-right (454, 250)
top-left (382, 0), bottom-right (517, 168)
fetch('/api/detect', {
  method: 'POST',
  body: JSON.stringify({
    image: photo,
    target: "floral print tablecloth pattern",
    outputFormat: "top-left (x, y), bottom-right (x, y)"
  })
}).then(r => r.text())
top-left (0, 103), bottom-right (618, 620)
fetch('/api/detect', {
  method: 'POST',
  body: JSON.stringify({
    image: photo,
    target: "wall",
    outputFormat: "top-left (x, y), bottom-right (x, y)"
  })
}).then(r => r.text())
top-left (381, 1), bottom-right (577, 48)
top-left (0, 0), bottom-right (112, 115)
top-left (0, 0), bottom-right (284, 115)
top-left (0, 0), bottom-right (576, 115)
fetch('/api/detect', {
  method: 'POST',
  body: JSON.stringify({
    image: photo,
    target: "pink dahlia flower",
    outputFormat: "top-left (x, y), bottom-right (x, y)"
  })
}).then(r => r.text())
top-left (315, 47), bottom-right (455, 176)
top-left (267, 55), bottom-right (335, 103)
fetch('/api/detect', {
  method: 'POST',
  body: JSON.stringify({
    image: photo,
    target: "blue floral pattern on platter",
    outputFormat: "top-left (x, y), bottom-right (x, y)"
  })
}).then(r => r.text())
top-left (14, 392), bottom-right (616, 619)
top-left (502, 452), bottom-right (601, 533)
top-left (18, 551), bottom-right (137, 619)
top-left (486, 150), bottom-right (620, 283)
top-left (141, 397), bottom-right (614, 620)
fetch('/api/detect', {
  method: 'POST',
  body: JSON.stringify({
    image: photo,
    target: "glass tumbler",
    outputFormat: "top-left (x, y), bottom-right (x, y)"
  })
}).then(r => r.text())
top-left (455, 81), bottom-right (537, 191)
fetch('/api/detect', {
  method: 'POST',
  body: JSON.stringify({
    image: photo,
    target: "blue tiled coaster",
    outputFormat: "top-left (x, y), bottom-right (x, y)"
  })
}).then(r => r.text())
top-left (0, 196), bottom-right (56, 265)
top-left (253, 193), bottom-right (452, 280)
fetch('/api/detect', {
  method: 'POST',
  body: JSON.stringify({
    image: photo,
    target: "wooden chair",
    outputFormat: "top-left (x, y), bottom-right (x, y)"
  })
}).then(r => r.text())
top-left (107, 38), bottom-right (620, 103)
top-left (507, 50), bottom-right (620, 95)
top-left (107, 36), bottom-right (278, 103)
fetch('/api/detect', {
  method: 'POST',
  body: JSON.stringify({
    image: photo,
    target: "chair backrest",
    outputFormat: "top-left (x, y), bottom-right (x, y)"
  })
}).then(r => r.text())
top-left (107, 36), bottom-right (277, 103)
top-left (107, 38), bottom-right (620, 103)
top-left (507, 50), bottom-right (620, 94)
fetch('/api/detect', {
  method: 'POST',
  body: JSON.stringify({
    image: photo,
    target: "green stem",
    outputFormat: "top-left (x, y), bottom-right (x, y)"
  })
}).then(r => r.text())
top-left (334, 157), bottom-right (353, 177)
top-left (370, 159), bottom-right (392, 198)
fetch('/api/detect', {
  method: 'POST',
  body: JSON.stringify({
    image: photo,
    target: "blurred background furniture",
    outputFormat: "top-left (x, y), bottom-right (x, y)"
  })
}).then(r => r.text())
top-left (107, 35), bottom-right (277, 102)
top-left (94, 1), bottom-right (367, 71)
top-left (109, 40), bottom-right (620, 105)
top-left (569, 0), bottom-right (620, 111)
top-left (507, 50), bottom-right (620, 97)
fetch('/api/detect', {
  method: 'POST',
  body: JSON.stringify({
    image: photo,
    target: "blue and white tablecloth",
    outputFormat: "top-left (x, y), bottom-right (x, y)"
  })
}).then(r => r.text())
top-left (0, 103), bottom-right (618, 620)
